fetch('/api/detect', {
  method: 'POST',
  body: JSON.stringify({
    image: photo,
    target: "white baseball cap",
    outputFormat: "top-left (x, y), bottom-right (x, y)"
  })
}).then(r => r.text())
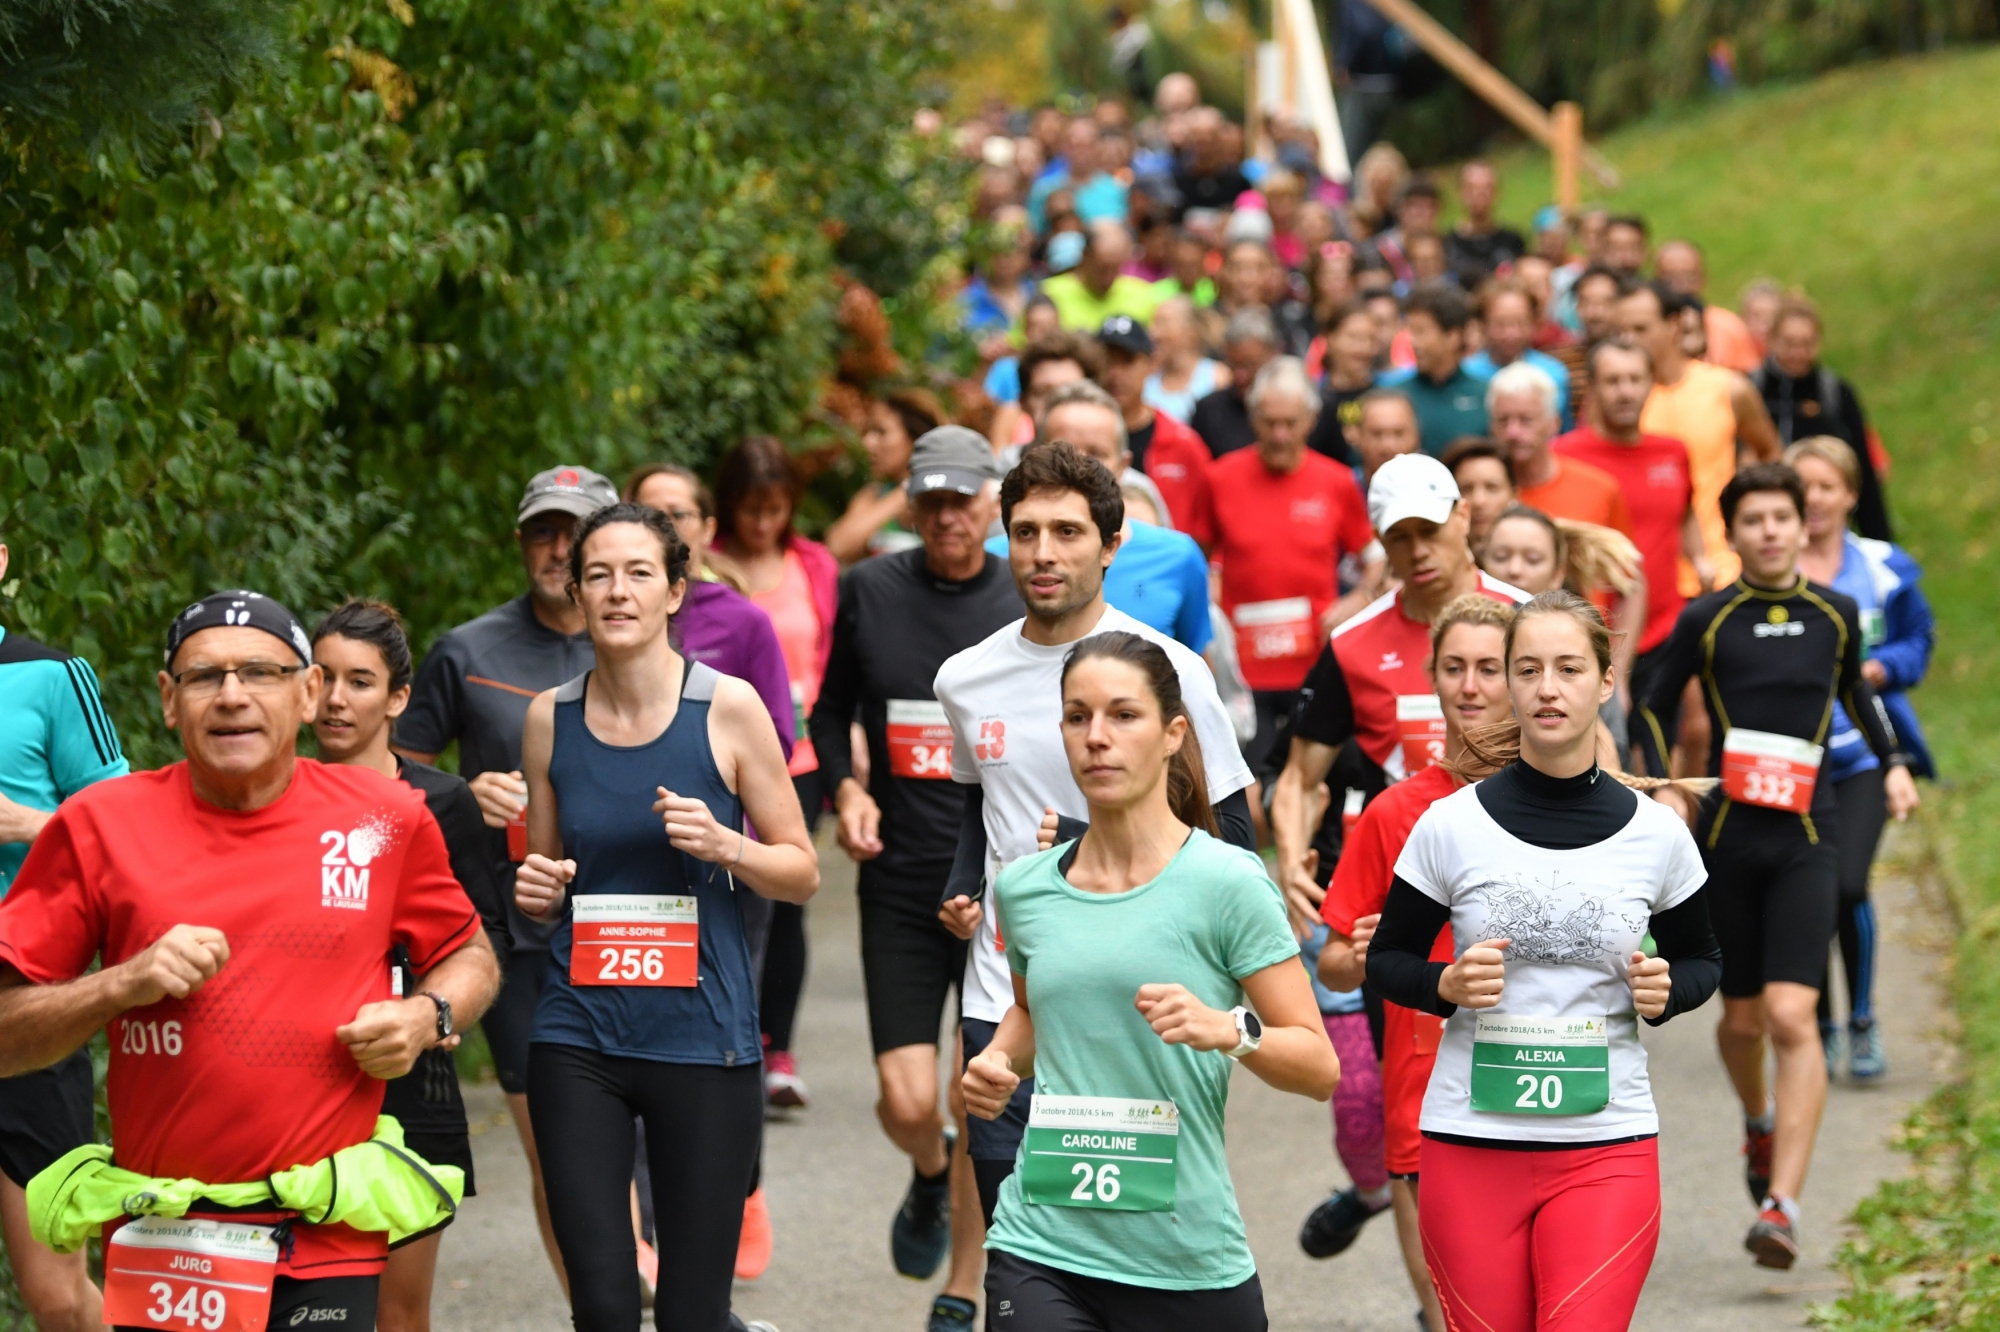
top-left (1368, 453), bottom-right (1460, 535)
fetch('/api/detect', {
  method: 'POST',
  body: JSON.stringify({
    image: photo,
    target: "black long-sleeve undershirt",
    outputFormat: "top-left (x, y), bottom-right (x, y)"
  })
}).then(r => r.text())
top-left (1636, 578), bottom-right (1910, 816)
top-left (1365, 762), bottom-right (1722, 1025)
top-left (1369, 880), bottom-right (1721, 1026)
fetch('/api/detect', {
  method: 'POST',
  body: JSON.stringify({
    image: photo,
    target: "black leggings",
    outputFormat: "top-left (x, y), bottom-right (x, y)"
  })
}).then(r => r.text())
top-left (528, 1044), bottom-right (763, 1332)
top-left (1819, 766), bottom-right (1891, 1026)
top-left (759, 771), bottom-right (820, 1053)
top-left (984, 1249), bottom-right (1267, 1332)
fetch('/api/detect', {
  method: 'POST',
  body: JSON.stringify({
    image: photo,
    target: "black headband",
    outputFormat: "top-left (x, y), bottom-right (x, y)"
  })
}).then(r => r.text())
top-left (164, 590), bottom-right (313, 669)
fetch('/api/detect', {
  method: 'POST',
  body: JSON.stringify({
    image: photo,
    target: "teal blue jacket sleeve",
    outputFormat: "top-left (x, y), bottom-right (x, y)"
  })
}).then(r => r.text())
top-left (48, 657), bottom-right (128, 799)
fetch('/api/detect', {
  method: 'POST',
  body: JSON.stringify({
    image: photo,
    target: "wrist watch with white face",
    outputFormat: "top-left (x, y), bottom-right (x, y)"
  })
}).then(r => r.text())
top-left (1225, 1006), bottom-right (1263, 1059)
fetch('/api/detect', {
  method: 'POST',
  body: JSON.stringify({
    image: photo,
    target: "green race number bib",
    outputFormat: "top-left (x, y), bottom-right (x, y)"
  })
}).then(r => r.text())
top-left (1469, 1015), bottom-right (1610, 1116)
top-left (1859, 608), bottom-right (1886, 652)
top-left (1020, 1095), bottom-right (1179, 1211)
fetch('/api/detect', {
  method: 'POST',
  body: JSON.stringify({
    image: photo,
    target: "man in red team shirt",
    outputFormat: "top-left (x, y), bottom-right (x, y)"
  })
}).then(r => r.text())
top-left (0, 591), bottom-right (499, 1331)
top-left (1270, 453), bottom-right (1525, 935)
top-left (1198, 355), bottom-right (1381, 779)
top-left (1553, 338), bottom-right (1706, 727)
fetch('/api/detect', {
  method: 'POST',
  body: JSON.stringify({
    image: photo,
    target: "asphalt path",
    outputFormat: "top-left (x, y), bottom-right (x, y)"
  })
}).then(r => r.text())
top-left (431, 825), bottom-right (1948, 1332)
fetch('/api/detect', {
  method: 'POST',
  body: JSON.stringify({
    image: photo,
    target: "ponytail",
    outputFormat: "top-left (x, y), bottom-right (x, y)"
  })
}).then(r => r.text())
top-left (1556, 518), bottom-right (1641, 598)
top-left (1487, 505), bottom-right (1642, 599)
top-left (1061, 632), bottom-right (1219, 835)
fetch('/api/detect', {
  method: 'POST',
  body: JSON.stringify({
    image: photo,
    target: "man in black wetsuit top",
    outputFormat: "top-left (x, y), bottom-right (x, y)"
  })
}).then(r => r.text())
top-left (1637, 462), bottom-right (1917, 1271)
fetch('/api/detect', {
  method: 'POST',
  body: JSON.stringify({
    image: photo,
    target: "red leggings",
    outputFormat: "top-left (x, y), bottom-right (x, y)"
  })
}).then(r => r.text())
top-left (1419, 1136), bottom-right (1660, 1332)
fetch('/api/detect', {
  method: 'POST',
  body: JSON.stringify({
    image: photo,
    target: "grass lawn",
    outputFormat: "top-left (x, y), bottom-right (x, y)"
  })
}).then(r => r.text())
top-left (1493, 47), bottom-right (2000, 1328)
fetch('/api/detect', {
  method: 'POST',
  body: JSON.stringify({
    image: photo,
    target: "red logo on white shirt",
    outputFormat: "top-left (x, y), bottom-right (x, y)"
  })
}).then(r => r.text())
top-left (974, 719), bottom-right (1007, 761)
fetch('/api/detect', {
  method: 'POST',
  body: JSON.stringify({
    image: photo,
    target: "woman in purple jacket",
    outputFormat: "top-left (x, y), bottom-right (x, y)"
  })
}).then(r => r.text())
top-left (626, 464), bottom-right (795, 751)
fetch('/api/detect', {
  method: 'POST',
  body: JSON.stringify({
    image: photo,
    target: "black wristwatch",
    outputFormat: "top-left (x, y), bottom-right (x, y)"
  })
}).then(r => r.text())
top-left (421, 991), bottom-right (453, 1043)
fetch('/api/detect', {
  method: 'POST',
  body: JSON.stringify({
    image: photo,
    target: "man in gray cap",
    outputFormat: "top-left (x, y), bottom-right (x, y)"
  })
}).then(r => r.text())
top-left (806, 426), bottom-right (1021, 1329)
top-left (393, 464), bottom-right (616, 1292)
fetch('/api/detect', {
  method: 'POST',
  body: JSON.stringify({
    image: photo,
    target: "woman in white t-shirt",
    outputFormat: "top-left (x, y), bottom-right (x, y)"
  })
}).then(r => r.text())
top-left (1367, 590), bottom-right (1721, 1332)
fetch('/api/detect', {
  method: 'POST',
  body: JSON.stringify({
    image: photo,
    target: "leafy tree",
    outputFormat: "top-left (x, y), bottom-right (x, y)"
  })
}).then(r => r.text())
top-left (0, 0), bottom-right (971, 769)
top-left (0, 0), bottom-right (289, 146)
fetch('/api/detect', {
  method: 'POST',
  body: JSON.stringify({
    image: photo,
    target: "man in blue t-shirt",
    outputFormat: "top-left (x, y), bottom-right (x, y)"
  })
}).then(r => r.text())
top-left (0, 537), bottom-right (127, 1332)
top-left (991, 384), bottom-right (1213, 652)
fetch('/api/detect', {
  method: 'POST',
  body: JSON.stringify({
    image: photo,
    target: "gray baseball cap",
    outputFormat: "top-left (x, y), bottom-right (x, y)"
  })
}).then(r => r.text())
top-left (518, 465), bottom-right (619, 524)
top-left (907, 426), bottom-right (1001, 499)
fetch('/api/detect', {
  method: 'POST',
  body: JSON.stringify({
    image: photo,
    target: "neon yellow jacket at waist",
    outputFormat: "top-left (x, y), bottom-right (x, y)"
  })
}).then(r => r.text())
top-left (26, 1116), bottom-right (462, 1254)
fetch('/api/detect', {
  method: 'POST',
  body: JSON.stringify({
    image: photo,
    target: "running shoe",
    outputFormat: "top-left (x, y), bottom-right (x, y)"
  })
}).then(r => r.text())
top-left (891, 1131), bottom-right (955, 1279)
top-left (637, 1236), bottom-right (658, 1309)
top-left (736, 1186), bottom-right (773, 1281)
top-left (1298, 1186), bottom-right (1388, 1258)
top-left (1819, 1020), bottom-right (1841, 1080)
top-left (1743, 1123), bottom-right (1774, 1206)
top-left (1848, 1018), bottom-right (1888, 1082)
top-left (927, 1295), bottom-right (977, 1332)
top-left (1745, 1204), bottom-right (1800, 1269)
top-left (765, 1050), bottom-right (809, 1110)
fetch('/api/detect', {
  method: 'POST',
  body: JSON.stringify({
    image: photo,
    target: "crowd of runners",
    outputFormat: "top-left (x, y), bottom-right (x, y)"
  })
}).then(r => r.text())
top-left (0, 64), bottom-right (1941, 1332)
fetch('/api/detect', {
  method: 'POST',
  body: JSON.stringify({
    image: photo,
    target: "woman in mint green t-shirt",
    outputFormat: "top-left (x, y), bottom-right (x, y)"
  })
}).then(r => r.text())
top-left (963, 631), bottom-right (1339, 1331)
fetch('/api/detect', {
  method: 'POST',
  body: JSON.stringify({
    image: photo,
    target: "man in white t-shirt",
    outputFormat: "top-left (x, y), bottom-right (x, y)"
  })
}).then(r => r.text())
top-left (933, 441), bottom-right (1254, 1224)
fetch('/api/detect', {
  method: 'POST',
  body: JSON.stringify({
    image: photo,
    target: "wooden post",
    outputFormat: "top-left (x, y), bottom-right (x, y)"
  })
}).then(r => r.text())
top-left (1245, 46), bottom-right (1262, 158)
top-left (1552, 101), bottom-right (1581, 213)
top-left (1275, 0), bottom-right (1297, 113)
top-left (1356, 0), bottom-right (1619, 187)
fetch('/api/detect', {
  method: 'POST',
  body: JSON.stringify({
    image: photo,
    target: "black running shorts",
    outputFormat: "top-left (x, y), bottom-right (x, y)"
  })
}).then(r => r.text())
top-left (1702, 806), bottom-right (1840, 998)
top-left (859, 865), bottom-right (966, 1056)
top-left (984, 1249), bottom-right (1268, 1332)
top-left (381, 1047), bottom-right (476, 1198)
top-left (0, 1048), bottom-right (95, 1189)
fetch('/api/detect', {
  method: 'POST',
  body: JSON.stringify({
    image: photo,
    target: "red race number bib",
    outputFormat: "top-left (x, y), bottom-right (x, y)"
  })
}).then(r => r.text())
top-left (1233, 598), bottom-right (1315, 661)
top-left (886, 700), bottom-right (954, 780)
top-left (571, 895), bottom-right (698, 987)
top-left (104, 1217), bottom-right (277, 1332)
top-left (1396, 694), bottom-right (1447, 775)
top-left (1720, 728), bottom-right (1823, 812)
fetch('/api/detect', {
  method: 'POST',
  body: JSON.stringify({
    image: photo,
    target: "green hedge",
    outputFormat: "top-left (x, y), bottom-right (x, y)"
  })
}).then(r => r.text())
top-left (0, 0), bottom-right (971, 772)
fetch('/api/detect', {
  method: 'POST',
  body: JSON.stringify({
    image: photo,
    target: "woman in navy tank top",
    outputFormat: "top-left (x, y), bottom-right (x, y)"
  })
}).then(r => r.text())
top-left (512, 503), bottom-right (818, 1332)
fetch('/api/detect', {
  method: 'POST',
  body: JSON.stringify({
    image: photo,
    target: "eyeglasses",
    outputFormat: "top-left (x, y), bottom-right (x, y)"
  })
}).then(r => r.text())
top-left (519, 518), bottom-right (577, 546)
top-left (171, 663), bottom-right (308, 696)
